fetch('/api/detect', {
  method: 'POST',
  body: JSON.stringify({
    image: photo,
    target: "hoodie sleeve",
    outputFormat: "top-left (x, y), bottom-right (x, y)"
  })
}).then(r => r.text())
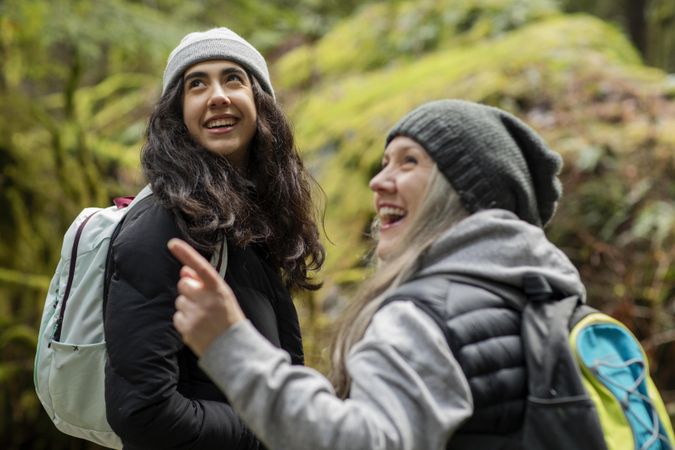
top-left (199, 301), bottom-right (473, 450)
top-left (104, 200), bottom-right (258, 450)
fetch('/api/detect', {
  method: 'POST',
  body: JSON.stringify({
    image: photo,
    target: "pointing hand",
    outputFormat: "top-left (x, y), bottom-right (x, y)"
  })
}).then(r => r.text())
top-left (168, 238), bottom-right (245, 356)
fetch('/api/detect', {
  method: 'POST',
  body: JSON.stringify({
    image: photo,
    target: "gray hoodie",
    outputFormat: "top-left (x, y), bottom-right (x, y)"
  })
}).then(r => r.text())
top-left (199, 209), bottom-right (585, 450)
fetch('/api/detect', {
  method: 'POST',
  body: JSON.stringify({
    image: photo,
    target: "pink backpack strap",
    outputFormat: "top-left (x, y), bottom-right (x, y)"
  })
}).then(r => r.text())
top-left (113, 196), bottom-right (135, 208)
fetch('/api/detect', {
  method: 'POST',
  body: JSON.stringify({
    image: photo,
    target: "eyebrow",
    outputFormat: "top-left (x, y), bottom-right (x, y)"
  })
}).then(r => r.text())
top-left (183, 67), bottom-right (249, 84)
top-left (384, 145), bottom-right (417, 157)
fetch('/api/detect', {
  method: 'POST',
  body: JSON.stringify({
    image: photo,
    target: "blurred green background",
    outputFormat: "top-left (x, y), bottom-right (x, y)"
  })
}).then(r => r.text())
top-left (1, 0), bottom-right (674, 448)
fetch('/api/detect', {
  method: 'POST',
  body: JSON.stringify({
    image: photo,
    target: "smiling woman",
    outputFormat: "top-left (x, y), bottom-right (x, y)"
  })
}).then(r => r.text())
top-left (369, 136), bottom-right (435, 258)
top-left (102, 27), bottom-right (324, 450)
top-left (182, 61), bottom-right (257, 168)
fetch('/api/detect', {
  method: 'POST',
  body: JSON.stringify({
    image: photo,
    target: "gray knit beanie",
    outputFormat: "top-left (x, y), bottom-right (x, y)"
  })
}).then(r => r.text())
top-left (386, 99), bottom-right (563, 227)
top-left (162, 27), bottom-right (274, 99)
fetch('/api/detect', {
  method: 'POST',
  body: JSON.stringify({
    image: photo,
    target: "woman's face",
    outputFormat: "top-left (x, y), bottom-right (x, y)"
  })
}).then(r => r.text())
top-left (182, 60), bottom-right (257, 169)
top-left (369, 136), bottom-right (435, 259)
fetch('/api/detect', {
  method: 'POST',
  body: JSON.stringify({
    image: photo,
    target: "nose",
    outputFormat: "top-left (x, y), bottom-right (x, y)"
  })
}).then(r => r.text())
top-left (208, 84), bottom-right (231, 108)
top-left (369, 167), bottom-right (395, 193)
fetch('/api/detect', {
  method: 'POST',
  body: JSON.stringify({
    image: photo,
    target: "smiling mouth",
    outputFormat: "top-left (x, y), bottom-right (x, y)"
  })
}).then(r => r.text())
top-left (379, 206), bottom-right (407, 227)
top-left (205, 118), bottom-right (237, 129)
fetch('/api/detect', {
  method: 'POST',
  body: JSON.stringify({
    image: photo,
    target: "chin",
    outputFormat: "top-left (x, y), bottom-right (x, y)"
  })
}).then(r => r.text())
top-left (375, 243), bottom-right (393, 261)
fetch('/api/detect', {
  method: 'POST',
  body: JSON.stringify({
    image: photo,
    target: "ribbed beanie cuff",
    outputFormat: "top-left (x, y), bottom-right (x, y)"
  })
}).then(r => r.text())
top-left (162, 27), bottom-right (274, 99)
top-left (386, 100), bottom-right (563, 227)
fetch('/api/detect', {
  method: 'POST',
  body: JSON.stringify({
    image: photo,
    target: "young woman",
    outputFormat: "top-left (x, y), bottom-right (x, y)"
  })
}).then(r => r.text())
top-left (167, 99), bottom-right (586, 450)
top-left (103, 27), bottom-right (324, 449)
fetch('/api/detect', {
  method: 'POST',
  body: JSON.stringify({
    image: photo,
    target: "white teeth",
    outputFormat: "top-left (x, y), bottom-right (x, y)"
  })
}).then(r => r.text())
top-left (379, 206), bottom-right (406, 218)
top-left (206, 118), bottom-right (236, 128)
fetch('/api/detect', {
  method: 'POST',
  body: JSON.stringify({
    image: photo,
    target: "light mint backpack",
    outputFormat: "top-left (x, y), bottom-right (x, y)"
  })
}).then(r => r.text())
top-left (34, 186), bottom-right (227, 449)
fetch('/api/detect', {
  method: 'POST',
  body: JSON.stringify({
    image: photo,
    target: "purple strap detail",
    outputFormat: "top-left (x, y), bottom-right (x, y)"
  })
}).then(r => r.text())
top-left (113, 196), bottom-right (135, 208)
top-left (53, 211), bottom-right (100, 342)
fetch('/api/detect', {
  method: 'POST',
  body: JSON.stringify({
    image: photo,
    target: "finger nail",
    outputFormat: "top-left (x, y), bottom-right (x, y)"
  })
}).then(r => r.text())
top-left (185, 278), bottom-right (201, 289)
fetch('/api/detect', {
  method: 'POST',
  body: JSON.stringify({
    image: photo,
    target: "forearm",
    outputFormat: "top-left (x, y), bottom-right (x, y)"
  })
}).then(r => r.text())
top-left (199, 303), bottom-right (473, 450)
top-left (200, 321), bottom-right (387, 450)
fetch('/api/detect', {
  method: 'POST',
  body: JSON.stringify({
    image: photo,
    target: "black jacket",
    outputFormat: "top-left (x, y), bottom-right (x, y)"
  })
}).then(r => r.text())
top-left (104, 195), bottom-right (303, 450)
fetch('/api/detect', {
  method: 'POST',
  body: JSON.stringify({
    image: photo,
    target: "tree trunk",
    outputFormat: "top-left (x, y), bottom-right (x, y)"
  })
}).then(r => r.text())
top-left (624, 0), bottom-right (648, 57)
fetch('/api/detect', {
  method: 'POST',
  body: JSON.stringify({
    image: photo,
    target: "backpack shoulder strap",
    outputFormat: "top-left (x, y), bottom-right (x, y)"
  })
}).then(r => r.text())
top-left (102, 186), bottom-right (154, 305)
top-left (102, 185), bottom-right (228, 306)
top-left (124, 184), bottom-right (228, 277)
top-left (511, 276), bottom-right (609, 450)
top-left (379, 274), bottom-right (528, 348)
top-left (381, 274), bottom-right (527, 312)
top-left (379, 277), bottom-right (452, 344)
top-left (440, 274), bottom-right (528, 311)
top-left (384, 273), bottom-right (589, 399)
top-left (127, 184), bottom-right (153, 208)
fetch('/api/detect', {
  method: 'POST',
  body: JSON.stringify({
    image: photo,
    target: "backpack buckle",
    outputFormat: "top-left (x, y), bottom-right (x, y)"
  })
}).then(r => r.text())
top-left (523, 273), bottom-right (554, 302)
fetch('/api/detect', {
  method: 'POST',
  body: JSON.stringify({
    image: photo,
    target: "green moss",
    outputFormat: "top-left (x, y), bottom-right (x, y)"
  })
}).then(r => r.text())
top-left (293, 15), bottom-right (643, 154)
top-left (276, 0), bottom-right (560, 91)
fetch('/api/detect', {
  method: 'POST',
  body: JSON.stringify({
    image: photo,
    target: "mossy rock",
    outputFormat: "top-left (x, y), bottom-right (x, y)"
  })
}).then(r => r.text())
top-left (284, 14), bottom-right (661, 284)
top-left (275, 0), bottom-right (560, 91)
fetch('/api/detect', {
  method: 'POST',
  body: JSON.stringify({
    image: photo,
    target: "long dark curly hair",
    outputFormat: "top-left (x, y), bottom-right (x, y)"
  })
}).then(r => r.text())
top-left (141, 75), bottom-right (324, 291)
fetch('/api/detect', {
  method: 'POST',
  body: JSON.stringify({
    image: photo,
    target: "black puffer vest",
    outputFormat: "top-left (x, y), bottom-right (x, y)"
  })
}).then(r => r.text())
top-left (383, 275), bottom-right (526, 450)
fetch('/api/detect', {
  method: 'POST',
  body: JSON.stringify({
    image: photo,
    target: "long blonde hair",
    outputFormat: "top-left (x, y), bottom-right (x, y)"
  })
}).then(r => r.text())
top-left (329, 165), bottom-right (468, 397)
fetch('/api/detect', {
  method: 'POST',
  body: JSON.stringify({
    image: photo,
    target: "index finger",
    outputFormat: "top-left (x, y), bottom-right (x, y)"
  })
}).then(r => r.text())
top-left (168, 238), bottom-right (222, 289)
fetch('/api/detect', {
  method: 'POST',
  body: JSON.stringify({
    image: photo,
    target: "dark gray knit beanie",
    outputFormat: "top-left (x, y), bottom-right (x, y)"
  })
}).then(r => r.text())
top-left (162, 27), bottom-right (274, 99)
top-left (386, 99), bottom-right (563, 227)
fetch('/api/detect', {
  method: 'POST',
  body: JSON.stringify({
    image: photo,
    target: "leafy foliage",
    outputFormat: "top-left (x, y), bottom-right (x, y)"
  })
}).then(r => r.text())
top-left (0, 1), bottom-right (185, 447)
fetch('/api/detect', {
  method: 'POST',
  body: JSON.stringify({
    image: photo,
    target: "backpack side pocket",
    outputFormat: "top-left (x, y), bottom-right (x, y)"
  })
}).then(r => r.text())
top-left (571, 313), bottom-right (674, 450)
top-left (522, 394), bottom-right (606, 450)
top-left (47, 340), bottom-right (122, 448)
